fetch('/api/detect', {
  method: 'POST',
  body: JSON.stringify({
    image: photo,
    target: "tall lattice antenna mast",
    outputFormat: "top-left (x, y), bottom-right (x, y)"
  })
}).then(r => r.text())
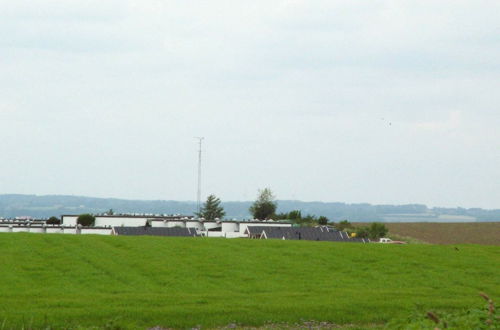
top-left (195, 137), bottom-right (204, 216)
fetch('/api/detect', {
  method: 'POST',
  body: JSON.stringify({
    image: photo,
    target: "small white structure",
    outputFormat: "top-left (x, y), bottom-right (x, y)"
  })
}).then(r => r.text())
top-left (166, 220), bottom-right (186, 228)
top-left (203, 221), bottom-right (221, 230)
top-left (29, 227), bottom-right (46, 233)
top-left (185, 220), bottom-right (204, 231)
top-left (221, 221), bottom-right (239, 233)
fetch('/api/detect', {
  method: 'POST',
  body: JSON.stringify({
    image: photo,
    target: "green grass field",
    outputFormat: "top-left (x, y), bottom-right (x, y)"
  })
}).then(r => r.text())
top-left (0, 234), bottom-right (498, 329)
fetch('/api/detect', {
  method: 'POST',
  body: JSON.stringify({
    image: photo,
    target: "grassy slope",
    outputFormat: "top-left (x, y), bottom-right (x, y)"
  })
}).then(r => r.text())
top-left (356, 222), bottom-right (500, 245)
top-left (0, 234), bottom-right (498, 329)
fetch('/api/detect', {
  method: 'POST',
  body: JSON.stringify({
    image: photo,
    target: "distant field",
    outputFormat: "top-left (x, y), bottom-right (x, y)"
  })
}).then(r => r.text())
top-left (355, 222), bottom-right (500, 245)
top-left (0, 234), bottom-right (498, 329)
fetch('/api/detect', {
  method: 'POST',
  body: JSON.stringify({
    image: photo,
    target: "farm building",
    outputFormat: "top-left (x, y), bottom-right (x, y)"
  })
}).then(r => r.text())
top-left (0, 216), bottom-right (365, 243)
top-left (61, 214), bottom-right (194, 227)
top-left (0, 223), bottom-right (112, 235)
top-left (245, 226), bottom-right (368, 243)
top-left (59, 215), bottom-right (293, 238)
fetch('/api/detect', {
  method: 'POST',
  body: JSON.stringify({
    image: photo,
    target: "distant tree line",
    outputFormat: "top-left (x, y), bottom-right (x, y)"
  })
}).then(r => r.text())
top-left (3, 194), bottom-right (500, 221)
top-left (334, 220), bottom-right (388, 240)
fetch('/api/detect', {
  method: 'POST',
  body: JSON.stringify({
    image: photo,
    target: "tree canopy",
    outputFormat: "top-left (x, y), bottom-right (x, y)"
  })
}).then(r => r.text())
top-left (249, 188), bottom-right (277, 220)
top-left (335, 220), bottom-right (353, 231)
top-left (318, 216), bottom-right (329, 225)
top-left (196, 194), bottom-right (225, 221)
top-left (46, 216), bottom-right (61, 225)
top-left (354, 222), bottom-right (388, 239)
top-left (273, 209), bottom-right (329, 226)
top-left (77, 214), bottom-right (95, 227)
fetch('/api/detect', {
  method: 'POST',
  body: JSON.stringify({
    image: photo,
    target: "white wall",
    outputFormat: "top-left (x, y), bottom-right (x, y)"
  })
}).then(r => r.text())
top-left (204, 231), bottom-right (225, 238)
top-left (221, 222), bottom-right (239, 232)
top-left (46, 227), bottom-right (65, 234)
top-left (95, 216), bottom-right (149, 227)
top-left (225, 232), bottom-right (247, 238)
top-left (166, 220), bottom-right (186, 228)
top-left (12, 227), bottom-right (29, 233)
top-left (62, 215), bottom-right (78, 226)
top-left (151, 220), bottom-right (167, 227)
top-left (30, 227), bottom-right (46, 233)
top-left (64, 215), bottom-right (153, 227)
top-left (203, 222), bottom-right (220, 230)
top-left (63, 228), bottom-right (78, 234)
top-left (80, 228), bottom-right (112, 235)
top-left (0, 225), bottom-right (112, 235)
top-left (186, 221), bottom-right (203, 230)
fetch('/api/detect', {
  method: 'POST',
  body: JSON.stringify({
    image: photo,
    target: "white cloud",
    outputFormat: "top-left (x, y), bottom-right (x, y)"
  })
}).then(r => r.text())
top-left (0, 0), bottom-right (499, 208)
top-left (413, 111), bottom-right (462, 131)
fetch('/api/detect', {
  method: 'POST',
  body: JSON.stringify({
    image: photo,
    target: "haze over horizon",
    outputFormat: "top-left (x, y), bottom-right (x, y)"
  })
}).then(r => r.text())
top-left (1, 1), bottom-right (499, 209)
top-left (2, 193), bottom-right (500, 211)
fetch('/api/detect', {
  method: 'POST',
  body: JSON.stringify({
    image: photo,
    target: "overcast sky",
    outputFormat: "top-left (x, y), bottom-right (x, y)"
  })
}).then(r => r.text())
top-left (1, 0), bottom-right (499, 208)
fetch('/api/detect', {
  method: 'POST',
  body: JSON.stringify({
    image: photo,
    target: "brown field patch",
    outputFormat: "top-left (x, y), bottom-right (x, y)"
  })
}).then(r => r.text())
top-left (353, 222), bottom-right (500, 245)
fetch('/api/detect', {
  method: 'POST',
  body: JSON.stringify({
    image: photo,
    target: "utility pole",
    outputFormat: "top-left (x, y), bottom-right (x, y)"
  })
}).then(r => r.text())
top-left (195, 137), bottom-right (204, 216)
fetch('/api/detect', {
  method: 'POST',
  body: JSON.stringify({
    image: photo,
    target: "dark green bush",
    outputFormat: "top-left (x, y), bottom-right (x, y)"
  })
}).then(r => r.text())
top-left (46, 216), bottom-right (61, 225)
top-left (368, 222), bottom-right (388, 239)
top-left (77, 214), bottom-right (95, 227)
top-left (335, 220), bottom-right (353, 231)
top-left (318, 216), bottom-right (329, 225)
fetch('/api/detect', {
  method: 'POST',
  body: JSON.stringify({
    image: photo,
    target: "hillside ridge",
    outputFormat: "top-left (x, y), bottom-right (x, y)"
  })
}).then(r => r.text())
top-left (1, 193), bottom-right (500, 221)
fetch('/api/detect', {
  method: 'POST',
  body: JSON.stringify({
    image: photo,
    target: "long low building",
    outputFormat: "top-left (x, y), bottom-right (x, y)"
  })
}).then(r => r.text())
top-left (4, 215), bottom-right (367, 242)
top-left (245, 226), bottom-right (368, 243)
top-left (0, 224), bottom-right (112, 235)
top-left (61, 215), bottom-right (294, 238)
top-left (62, 214), bottom-right (194, 227)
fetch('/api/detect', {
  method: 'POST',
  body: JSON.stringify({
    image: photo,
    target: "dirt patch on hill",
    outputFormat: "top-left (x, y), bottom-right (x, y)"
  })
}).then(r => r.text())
top-left (354, 222), bottom-right (500, 245)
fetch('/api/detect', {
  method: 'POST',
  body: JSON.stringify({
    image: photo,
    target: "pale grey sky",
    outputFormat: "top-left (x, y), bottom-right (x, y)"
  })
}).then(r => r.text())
top-left (1, 0), bottom-right (499, 208)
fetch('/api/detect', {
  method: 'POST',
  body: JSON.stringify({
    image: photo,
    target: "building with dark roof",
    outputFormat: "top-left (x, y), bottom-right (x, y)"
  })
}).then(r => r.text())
top-left (257, 226), bottom-right (367, 243)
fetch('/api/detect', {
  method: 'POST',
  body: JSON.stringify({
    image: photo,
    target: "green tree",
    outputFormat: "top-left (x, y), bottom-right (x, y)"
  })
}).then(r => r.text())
top-left (249, 188), bottom-right (277, 220)
top-left (368, 222), bottom-right (388, 239)
top-left (46, 216), bottom-right (61, 225)
top-left (354, 226), bottom-right (369, 238)
top-left (196, 194), bottom-right (225, 221)
top-left (273, 212), bottom-right (289, 220)
top-left (353, 222), bottom-right (388, 240)
top-left (77, 214), bottom-right (95, 227)
top-left (335, 220), bottom-right (353, 231)
top-left (300, 214), bottom-right (317, 226)
top-left (318, 216), bottom-right (328, 226)
top-left (287, 210), bottom-right (302, 221)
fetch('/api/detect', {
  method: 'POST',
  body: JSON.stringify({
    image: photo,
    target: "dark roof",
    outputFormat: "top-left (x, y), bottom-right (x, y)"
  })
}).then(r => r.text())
top-left (261, 227), bottom-right (365, 243)
top-left (113, 227), bottom-right (197, 237)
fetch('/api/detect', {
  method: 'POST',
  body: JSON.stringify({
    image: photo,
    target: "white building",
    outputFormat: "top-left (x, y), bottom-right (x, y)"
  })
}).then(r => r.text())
top-left (61, 214), bottom-right (194, 227)
top-left (1, 215), bottom-right (293, 238)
